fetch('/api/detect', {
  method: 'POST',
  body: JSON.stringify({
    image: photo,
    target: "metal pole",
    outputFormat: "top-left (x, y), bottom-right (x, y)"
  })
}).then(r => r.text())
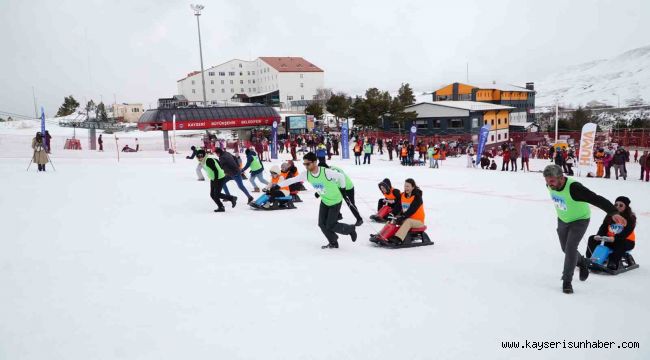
top-left (32, 86), bottom-right (38, 118)
top-left (195, 9), bottom-right (208, 107)
top-left (555, 101), bottom-right (559, 143)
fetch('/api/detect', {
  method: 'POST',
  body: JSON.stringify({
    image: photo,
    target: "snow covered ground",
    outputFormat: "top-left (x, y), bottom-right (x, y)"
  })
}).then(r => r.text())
top-left (1, 125), bottom-right (649, 359)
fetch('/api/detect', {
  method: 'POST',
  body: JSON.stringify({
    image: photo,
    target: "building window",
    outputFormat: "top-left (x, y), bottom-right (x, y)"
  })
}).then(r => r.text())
top-left (498, 119), bottom-right (501, 125)
top-left (248, 88), bottom-right (251, 92)
top-left (219, 72), bottom-right (225, 76)
top-left (208, 72), bottom-right (215, 76)
top-left (472, 118), bottom-right (479, 128)
top-left (252, 71), bottom-right (255, 75)
top-left (415, 120), bottom-right (428, 129)
top-left (210, 80), bottom-right (214, 85)
top-left (301, 95), bottom-right (305, 100)
top-left (287, 96), bottom-right (293, 100)
top-left (432, 120), bottom-right (441, 128)
top-left (491, 120), bottom-right (495, 126)
top-left (211, 89), bottom-right (215, 93)
top-left (240, 88), bottom-right (244, 92)
top-left (498, 134), bottom-right (501, 140)
top-left (252, 80), bottom-right (255, 84)
top-left (229, 71), bottom-right (235, 76)
top-left (230, 88), bottom-right (234, 93)
top-left (221, 80), bottom-right (225, 85)
top-left (239, 63), bottom-right (242, 68)
top-left (240, 80), bottom-right (244, 84)
top-left (300, 74), bottom-right (303, 78)
top-left (192, 89), bottom-right (195, 94)
top-left (247, 71), bottom-right (250, 75)
top-left (491, 135), bottom-right (495, 142)
top-left (253, 88), bottom-right (256, 92)
top-left (449, 119), bottom-right (464, 128)
top-left (191, 80), bottom-right (195, 85)
top-left (230, 80), bottom-right (233, 84)
top-left (221, 89), bottom-right (225, 93)
top-left (300, 83), bottom-right (304, 88)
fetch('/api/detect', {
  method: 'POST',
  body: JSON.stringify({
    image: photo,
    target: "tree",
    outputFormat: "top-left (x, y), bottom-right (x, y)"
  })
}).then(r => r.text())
top-left (314, 88), bottom-right (333, 107)
top-left (96, 102), bottom-right (108, 122)
top-left (56, 95), bottom-right (80, 117)
top-left (361, 88), bottom-right (391, 128)
top-left (349, 96), bottom-right (369, 127)
top-left (396, 83), bottom-right (416, 106)
top-left (85, 100), bottom-right (97, 119)
top-left (568, 106), bottom-right (591, 130)
top-left (630, 118), bottom-right (650, 128)
top-left (304, 102), bottom-right (324, 120)
top-left (326, 92), bottom-right (351, 128)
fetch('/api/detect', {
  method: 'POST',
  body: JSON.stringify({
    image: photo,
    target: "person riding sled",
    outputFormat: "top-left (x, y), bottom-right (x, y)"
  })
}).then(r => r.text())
top-left (371, 178), bottom-right (402, 222)
top-left (251, 165), bottom-right (294, 209)
top-left (585, 196), bottom-right (636, 271)
top-left (387, 178), bottom-right (425, 244)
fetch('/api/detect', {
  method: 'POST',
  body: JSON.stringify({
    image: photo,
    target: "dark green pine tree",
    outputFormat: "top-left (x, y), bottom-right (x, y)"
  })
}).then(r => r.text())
top-left (304, 102), bottom-right (324, 120)
top-left (56, 95), bottom-right (80, 117)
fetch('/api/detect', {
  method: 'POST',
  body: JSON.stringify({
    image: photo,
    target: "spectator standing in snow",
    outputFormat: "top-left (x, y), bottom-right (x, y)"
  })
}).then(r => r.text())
top-left (98, 134), bottom-right (104, 151)
top-left (186, 146), bottom-right (205, 181)
top-left (32, 132), bottom-right (48, 172)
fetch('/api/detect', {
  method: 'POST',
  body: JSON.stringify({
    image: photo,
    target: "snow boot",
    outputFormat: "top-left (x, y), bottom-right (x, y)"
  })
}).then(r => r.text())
top-left (198, 178), bottom-right (205, 181)
top-left (350, 228), bottom-right (357, 242)
top-left (247, 196), bottom-right (254, 204)
top-left (214, 208), bottom-right (225, 213)
top-left (321, 243), bottom-right (339, 249)
top-left (388, 236), bottom-right (402, 245)
top-left (579, 259), bottom-right (590, 281)
top-left (355, 219), bottom-right (363, 227)
top-left (231, 196), bottom-right (238, 208)
top-left (253, 187), bottom-right (261, 192)
top-left (562, 281), bottom-right (573, 294)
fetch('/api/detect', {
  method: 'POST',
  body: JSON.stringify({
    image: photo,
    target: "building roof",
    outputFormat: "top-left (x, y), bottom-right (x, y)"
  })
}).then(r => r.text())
top-left (138, 105), bottom-right (280, 124)
top-left (177, 70), bottom-right (201, 82)
top-left (472, 83), bottom-right (535, 93)
top-left (409, 101), bottom-right (515, 112)
top-left (259, 57), bottom-right (323, 72)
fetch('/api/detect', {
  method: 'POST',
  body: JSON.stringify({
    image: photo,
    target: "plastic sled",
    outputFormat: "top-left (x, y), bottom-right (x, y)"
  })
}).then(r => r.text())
top-left (290, 191), bottom-right (302, 203)
top-left (589, 245), bottom-right (639, 275)
top-left (369, 205), bottom-right (391, 223)
top-left (369, 222), bottom-right (433, 249)
top-left (249, 194), bottom-right (296, 210)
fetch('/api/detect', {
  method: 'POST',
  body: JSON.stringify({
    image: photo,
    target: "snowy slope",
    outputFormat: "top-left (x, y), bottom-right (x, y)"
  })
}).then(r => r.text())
top-left (0, 132), bottom-right (649, 359)
top-left (536, 45), bottom-right (650, 107)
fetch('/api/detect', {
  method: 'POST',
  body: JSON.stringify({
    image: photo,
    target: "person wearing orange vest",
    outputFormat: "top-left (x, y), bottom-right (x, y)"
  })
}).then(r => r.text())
top-left (353, 141), bottom-right (362, 165)
top-left (376, 178), bottom-right (401, 211)
top-left (258, 165), bottom-right (291, 209)
top-left (585, 196), bottom-right (636, 271)
top-left (389, 178), bottom-right (425, 243)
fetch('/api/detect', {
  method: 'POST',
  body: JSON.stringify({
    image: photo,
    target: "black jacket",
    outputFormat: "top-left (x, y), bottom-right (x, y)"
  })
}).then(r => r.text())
top-left (596, 213), bottom-right (636, 242)
top-left (218, 151), bottom-right (240, 176)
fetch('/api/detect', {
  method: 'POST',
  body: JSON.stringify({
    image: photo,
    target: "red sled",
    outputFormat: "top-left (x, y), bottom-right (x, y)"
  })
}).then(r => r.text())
top-left (369, 205), bottom-right (392, 223)
top-left (369, 221), bottom-right (433, 249)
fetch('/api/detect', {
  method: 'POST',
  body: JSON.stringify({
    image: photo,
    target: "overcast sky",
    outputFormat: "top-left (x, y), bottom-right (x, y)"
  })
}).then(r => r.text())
top-left (1, 0), bottom-right (648, 118)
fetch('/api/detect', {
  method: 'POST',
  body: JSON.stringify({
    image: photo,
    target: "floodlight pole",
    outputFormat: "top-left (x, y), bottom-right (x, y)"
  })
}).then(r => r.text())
top-left (192, 4), bottom-right (208, 107)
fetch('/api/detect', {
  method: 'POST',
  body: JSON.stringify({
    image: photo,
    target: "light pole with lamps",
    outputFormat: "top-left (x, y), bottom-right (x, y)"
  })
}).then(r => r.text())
top-left (191, 4), bottom-right (208, 107)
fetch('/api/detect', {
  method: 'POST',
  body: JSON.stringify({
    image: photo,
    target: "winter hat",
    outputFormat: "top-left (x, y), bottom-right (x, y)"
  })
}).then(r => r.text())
top-left (615, 196), bottom-right (630, 207)
top-left (270, 165), bottom-right (281, 174)
top-left (196, 149), bottom-right (206, 158)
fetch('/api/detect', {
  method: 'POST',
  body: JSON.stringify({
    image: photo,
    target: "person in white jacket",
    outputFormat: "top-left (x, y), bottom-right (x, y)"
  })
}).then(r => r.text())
top-left (466, 144), bottom-right (476, 168)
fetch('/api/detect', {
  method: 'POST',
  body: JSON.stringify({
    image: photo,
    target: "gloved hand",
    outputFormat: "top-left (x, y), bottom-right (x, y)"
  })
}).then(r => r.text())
top-left (270, 184), bottom-right (280, 192)
top-left (314, 192), bottom-right (320, 199)
top-left (394, 216), bottom-right (405, 225)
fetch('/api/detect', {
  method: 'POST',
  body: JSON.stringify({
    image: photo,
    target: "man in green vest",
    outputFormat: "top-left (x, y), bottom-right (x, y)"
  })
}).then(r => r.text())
top-left (543, 165), bottom-right (625, 294)
top-left (197, 150), bottom-right (237, 212)
top-left (363, 141), bottom-right (372, 164)
top-left (241, 148), bottom-right (267, 192)
top-left (273, 152), bottom-right (358, 249)
top-left (327, 164), bottom-right (363, 226)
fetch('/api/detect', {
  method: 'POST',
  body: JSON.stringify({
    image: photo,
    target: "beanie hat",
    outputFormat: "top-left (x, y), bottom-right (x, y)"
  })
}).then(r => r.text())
top-left (270, 165), bottom-right (281, 174)
top-left (615, 196), bottom-right (630, 207)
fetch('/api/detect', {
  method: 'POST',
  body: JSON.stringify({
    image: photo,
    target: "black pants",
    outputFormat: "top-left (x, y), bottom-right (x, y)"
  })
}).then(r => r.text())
top-left (363, 153), bottom-right (371, 164)
top-left (388, 150), bottom-right (393, 160)
top-left (586, 235), bottom-right (635, 265)
top-left (557, 219), bottom-right (590, 281)
top-left (343, 188), bottom-right (362, 222)
top-left (37, 164), bottom-right (46, 171)
top-left (318, 201), bottom-right (354, 246)
top-left (210, 178), bottom-right (234, 209)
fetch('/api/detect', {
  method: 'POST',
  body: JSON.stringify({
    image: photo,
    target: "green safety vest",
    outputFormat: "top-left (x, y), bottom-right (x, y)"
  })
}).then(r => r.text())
top-left (329, 165), bottom-right (353, 190)
top-left (364, 144), bottom-right (372, 154)
top-left (203, 156), bottom-right (225, 181)
top-left (307, 167), bottom-right (343, 206)
top-left (250, 155), bottom-right (263, 172)
top-left (548, 177), bottom-right (591, 223)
